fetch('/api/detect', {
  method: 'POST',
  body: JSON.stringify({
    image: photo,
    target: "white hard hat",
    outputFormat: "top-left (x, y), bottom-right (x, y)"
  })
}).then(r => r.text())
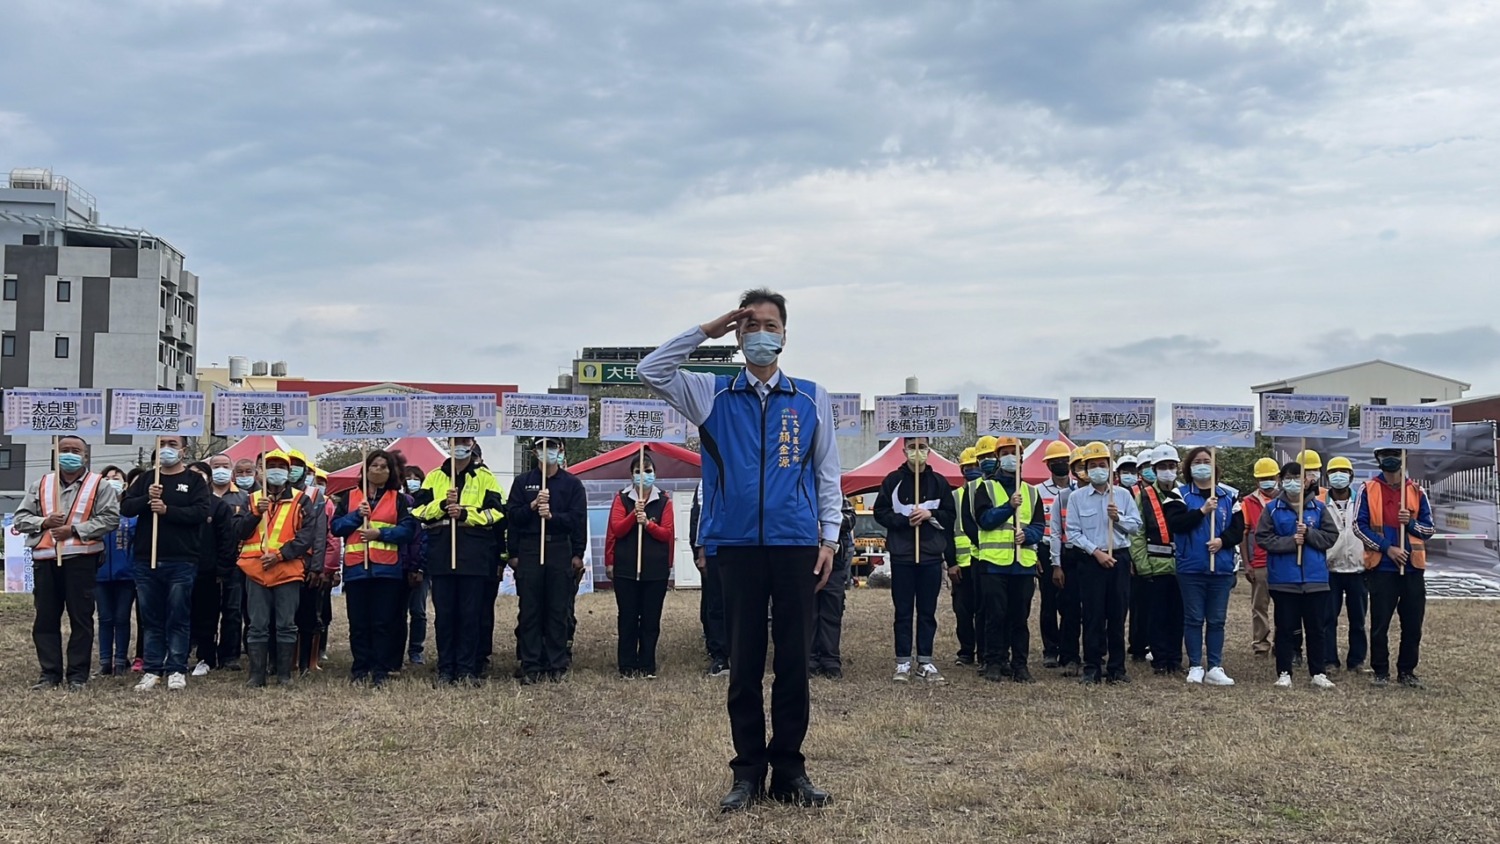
top-left (1135, 450), bottom-right (1155, 467)
top-left (1151, 444), bottom-right (1181, 466)
top-left (1115, 454), bottom-right (1139, 471)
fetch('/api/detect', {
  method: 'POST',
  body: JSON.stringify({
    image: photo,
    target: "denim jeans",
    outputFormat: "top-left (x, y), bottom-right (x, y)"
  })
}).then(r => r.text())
top-left (96, 580), bottom-right (136, 668)
top-left (891, 562), bottom-right (943, 662)
top-left (133, 560), bottom-right (197, 676)
top-left (406, 575), bottom-right (430, 658)
top-left (1179, 572), bottom-right (1235, 670)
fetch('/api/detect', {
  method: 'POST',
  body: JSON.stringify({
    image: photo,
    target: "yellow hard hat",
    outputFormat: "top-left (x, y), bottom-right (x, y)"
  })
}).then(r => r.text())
top-left (959, 447), bottom-right (978, 467)
top-left (263, 449), bottom-right (291, 466)
top-left (1253, 457), bottom-right (1281, 479)
top-left (1069, 446), bottom-right (1085, 466)
top-left (1044, 441), bottom-right (1072, 461)
top-left (1078, 441), bottom-right (1112, 463)
top-left (287, 449), bottom-right (309, 466)
top-left (1296, 449), bottom-right (1322, 470)
top-left (974, 436), bottom-right (999, 456)
top-left (314, 468), bottom-right (329, 481)
top-left (1326, 456), bottom-right (1353, 472)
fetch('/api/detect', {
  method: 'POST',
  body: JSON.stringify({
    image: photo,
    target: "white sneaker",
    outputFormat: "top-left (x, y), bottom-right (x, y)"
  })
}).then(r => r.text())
top-left (1275, 672), bottom-right (1293, 688)
top-left (1205, 667), bottom-right (1236, 686)
top-left (893, 662), bottom-right (912, 683)
top-left (918, 663), bottom-right (947, 685)
top-left (1311, 674), bottom-right (1336, 689)
top-left (134, 674), bottom-right (161, 692)
top-left (167, 673), bottom-right (187, 691)
top-left (191, 661), bottom-right (211, 677)
top-left (1186, 666), bottom-right (1205, 684)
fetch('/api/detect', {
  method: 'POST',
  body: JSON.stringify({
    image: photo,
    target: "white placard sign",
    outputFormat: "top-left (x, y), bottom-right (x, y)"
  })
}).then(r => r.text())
top-left (873, 394), bottom-right (962, 441)
top-left (409, 393), bottom-right (498, 438)
top-left (599, 397), bottom-right (690, 443)
top-left (1068, 397), bottom-right (1156, 441)
top-left (1171, 403), bottom-right (1256, 448)
top-left (501, 392), bottom-right (591, 439)
top-left (1260, 393), bottom-right (1350, 440)
top-left (976, 395), bottom-right (1060, 439)
top-left (2, 388), bottom-right (105, 435)
top-left (1359, 404), bottom-right (1454, 452)
top-left (213, 392), bottom-right (310, 437)
top-left (314, 395), bottom-right (411, 441)
top-left (109, 390), bottom-right (206, 437)
top-left (828, 393), bottom-right (863, 437)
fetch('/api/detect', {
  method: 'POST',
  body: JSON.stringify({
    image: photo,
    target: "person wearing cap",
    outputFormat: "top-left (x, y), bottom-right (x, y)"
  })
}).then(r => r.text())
top-left (1035, 441), bottom-right (1073, 669)
top-left (234, 449), bottom-right (320, 687)
top-left (1320, 456), bottom-right (1367, 674)
top-left (1049, 446), bottom-right (1089, 676)
top-left (1128, 445), bottom-right (1184, 675)
top-left (950, 441), bottom-right (988, 668)
top-left (14, 436), bottom-right (122, 690)
top-left (638, 290), bottom-right (841, 812)
top-left (414, 436), bottom-right (506, 686)
top-left (875, 437), bottom-right (958, 684)
top-left (1064, 442), bottom-right (1142, 685)
top-left (1171, 446), bottom-right (1245, 686)
top-left (1256, 459), bottom-right (1339, 688)
top-left (1240, 456), bottom-right (1285, 658)
top-left (506, 437), bottom-right (587, 684)
top-left (1356, 447), bottom-right (1435, 689)
top-left (966, 436), bottom-right (1047, 683)
top-left (1112, 451), bottom-right (1146, 664)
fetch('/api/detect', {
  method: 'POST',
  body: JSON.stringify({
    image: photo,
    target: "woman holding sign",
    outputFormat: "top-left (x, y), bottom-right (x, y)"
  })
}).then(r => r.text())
top-left (604, 450), bottom-right (676, 678)
top-left (1170, 447), bottom-right (1244, 687)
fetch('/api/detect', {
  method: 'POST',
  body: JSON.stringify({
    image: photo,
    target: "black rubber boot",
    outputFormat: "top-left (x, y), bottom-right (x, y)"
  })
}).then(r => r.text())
top-left (276, 642), bottom-right (296, 686)
top-left (246, 644), bottom-right (268, 688)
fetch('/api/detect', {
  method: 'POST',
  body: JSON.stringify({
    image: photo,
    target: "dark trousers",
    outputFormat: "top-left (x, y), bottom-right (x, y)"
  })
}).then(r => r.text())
top-left (890, 562), bottom-right (942, 661)
top-left (1038, 546), bottom-right (1060, 660)
top-left (245, 580), bottom-right (300, 646)
top-left (431, 574), bottom-right (490, 680)
top-left (1057, 549), bottom-right (1085, 666)
top-left (480, 576), bottom-right (500, 674)
top-left (32, 554), bottom-right (99, 684)
top-left (1137, 573), bottom-right (1184, 671)
top-left (1272, 589), bottom-right (1328, 677)
top-left (514, 539), bottom-right (575, 675)
top-left (615, 577), bottom-right (669, 674)
top-left (96, 580), bottom-right (135, 670)
top-left (1128, 573), bottom-right (1149, 659)
top-left (1078, 550), bottom-right (1131, 677)
top-left (1368, 570), bottom-right (1426, 678)
top-left (294, 584), bottom-right (323, 669)
top-left (699, 555), bottom-right (728, 662)
top-left (406, 576), bottom-right (430, 659)
top-left (135, 560), bottom-right (198, 676)
top-left (952, 565), bottom-right (984, 660)
top-left (217, 570), bottom-right (244, 665)
top-left (810, 563), bottom-right (848, 671)
top-left (346, 577), bottom-right (405, 680)
top-left (718, 545), bottom-right (818, 785)
top-left (1325, 572), bottom-right (1368, 669)
top-left (190, 571), bottom-right (220, 666)
top-left (979, 573), bottom-right (1036, 670)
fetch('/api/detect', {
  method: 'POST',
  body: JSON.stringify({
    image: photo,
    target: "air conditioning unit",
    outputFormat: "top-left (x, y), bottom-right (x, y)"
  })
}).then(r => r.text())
top-left (165, 315), bottom-right (179, 334)
top-left (177, 322), bottom-right (188, 340)
top-left (176, 374), bottom-right (188, 390)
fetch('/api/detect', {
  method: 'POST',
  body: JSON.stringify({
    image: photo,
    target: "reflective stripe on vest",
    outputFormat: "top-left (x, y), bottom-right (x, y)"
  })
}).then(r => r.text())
top-left (343, 489), bottom-right (401, 568)
top-left (953, 485), bottom-right (973, 566)
top-left (1140, 485), bottom-right (1174, 558)
top-left (239, 490), bottom-right (305, 559)
top-left (1363, 480), bottom-right (1426, 570)
top-left (974, 479), bottom-right (1037, 567)
top-left (32, 472), bottom-right (105, 560)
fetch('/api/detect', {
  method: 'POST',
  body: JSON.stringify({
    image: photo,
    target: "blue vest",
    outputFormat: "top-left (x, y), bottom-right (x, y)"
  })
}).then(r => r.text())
top-left (698, 370), bottom-right (822, 547)
top-left (1175, 484), bottom-right (1237, 575)
top-left (1264, 497), bottom-right (1330, 586)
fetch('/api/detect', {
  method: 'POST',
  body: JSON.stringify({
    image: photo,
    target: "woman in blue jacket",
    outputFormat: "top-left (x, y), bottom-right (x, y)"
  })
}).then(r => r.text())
top-left (331, 450), bottom-right (419, 687)
top-left (1169, 447), bottom-right (1245, 687)
top-left (1255, 461), bottom-right (1340, 689)
top-left (95, 466), bottom-right (137, 676)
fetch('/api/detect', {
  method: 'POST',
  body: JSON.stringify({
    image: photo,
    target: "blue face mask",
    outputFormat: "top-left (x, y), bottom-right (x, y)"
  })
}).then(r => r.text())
top-left (1140, 467), bottom-right (1156, 484)
top-left (963, 468), bottom-right (982, 482)
top-left (537, 449), bottom-right (563, 467)
top-left (1190, 464), bottom-right (1214, 481)
top-left (633, 471), bottom-right (656, 488)
top-left (1087, 468), bottom-right (1111, 486)
top-left (999, 455), bottom-right (1019, 473)
top-left (158, 447), bottom-right (181, 467)
top-left (1119, 472), bottom-right (1138, 487)
top-left (211, 467), bottom-right (232, 486)
top-left (979, 458), bottom-right (998, 476)
top-left (406, 479), bottom-right (422, 493)
top-left (452, 446), bottom-right (472, 461)
top-left (1280, 480), bottom-right (1302, 497)
top-left (57, 453), bottom-right (85, 472)
top-left (266, 468), bottom-right (289, 487)
top-left (741, 331), bottom-right (783, 367)
top-left (289, 466), bottom-right (306, 483)
top-left (235, 475), bottom-right (255, 490)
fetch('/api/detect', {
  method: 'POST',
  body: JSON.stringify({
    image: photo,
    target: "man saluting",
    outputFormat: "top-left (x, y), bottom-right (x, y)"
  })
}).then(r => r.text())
top-left (639, 288), bottom-right (841, 812)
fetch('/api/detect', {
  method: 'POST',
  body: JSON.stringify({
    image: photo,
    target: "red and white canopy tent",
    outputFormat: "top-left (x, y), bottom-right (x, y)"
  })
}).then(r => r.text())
top-left (567, 441), bottom-right (702, 481)
top-left (218, 435), bottom-right (292, 466)
top-left (325, 437), bottom-right (453, 496)
top-left (841, 437), bottom-right (965, 496)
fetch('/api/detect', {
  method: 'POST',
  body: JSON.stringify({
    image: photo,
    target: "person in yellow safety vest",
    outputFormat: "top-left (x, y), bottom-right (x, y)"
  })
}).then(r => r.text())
top-left (954, 437), bottom-right (998, 670)
top-left (1036, 440), bottom-right (1073, 669)
top-left (330, 449), bottom-right (420, 687)
top-left (411, 436), bottom-right (506, 687)
top-left (235, 450), bottom-right (321, 688)
top-left (1049, 447), bottom-right (1089, 675)
top-left (949, 447), bottom-right (982, 667)
top-left (965, 437), bottom-right (1047, 683)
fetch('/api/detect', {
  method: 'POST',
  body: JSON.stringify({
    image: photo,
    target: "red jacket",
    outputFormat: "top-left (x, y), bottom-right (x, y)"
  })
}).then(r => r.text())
top-left (1241, 491), bottom-right (1276, 569)
top-left (604, 487), bottom-right (674, 568)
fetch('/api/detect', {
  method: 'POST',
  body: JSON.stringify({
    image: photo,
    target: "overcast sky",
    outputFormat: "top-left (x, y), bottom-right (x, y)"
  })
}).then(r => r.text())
top-left (5, 0), bottom-right (1497, 408)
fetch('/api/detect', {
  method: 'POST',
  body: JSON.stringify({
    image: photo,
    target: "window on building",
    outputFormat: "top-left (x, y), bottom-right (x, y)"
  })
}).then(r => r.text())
top-left (184, 354), bottom-right (194, 373)
top-left (1370, 397), bottom-right (1388, 406)
top-left (160, 289), bottom-right (168, 308)
top-left (187, 304), bottom-right (195, 324)
top-left (3, 278), bottom-right (15, 301)
top-left (21, 234), bottom-right (41, 246)
top-left (0, 449), bottom-right (11, 470)
top-left (1, 334), bottom-right (14, 357)
top-left (56, 279), bottom-right (71, 302)
top-left (55, 336), bottom-right (70, 358)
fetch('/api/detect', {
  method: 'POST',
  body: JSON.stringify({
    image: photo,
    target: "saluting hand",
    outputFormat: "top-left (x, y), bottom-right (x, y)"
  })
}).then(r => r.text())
top-left (700, 308), bottom-right (754, 340)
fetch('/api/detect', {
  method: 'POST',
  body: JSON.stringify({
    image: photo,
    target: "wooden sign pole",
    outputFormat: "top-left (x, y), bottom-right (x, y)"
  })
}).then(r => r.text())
top-left (150, 437), bottom-right (161, 570)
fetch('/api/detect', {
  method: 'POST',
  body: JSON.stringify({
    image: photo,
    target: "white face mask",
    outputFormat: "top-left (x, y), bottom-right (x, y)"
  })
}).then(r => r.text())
top-left (1156, 469), bottom-right (1178, 485)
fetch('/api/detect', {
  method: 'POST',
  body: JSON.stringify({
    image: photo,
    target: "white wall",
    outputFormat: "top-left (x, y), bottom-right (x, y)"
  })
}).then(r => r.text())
top-left (1290, 363), bottom-right (1467, 405)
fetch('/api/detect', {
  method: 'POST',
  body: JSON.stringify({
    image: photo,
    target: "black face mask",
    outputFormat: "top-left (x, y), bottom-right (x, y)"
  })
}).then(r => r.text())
top-left (1379, 456), bottom-right (1402, 473)
top-left (1046, 460), bottom-right (1069, 477)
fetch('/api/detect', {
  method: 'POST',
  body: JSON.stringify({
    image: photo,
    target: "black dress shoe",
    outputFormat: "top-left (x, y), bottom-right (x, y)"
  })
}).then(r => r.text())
top-left (719, 780), bottom-right (762, 813)
top-left (1042, 655), bottom-right (1059, 669)
top-left (1012, 666), bottom-right (1035, 684)
top-left (1106, 671), bottom-right (1132, 685)
top-left (29, 677), bottom-right (61, 692)
top-left (823, 666), bottom-right (843, 680)
top-left (769, 776), bottom-right (831, 808)
top-left (1079, 669), bottom-right (1102, 686)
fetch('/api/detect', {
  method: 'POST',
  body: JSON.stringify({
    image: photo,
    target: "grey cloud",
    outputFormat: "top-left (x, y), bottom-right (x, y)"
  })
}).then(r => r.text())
top-left (1310, 326), bottom-right (1500, 374)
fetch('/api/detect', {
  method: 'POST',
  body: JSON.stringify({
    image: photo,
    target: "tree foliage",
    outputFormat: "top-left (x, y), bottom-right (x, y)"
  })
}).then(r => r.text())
top-left (314, 438), bottom-right (395, 472)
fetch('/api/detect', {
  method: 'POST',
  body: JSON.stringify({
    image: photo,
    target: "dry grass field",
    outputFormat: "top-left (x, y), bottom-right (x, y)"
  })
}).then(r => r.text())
top-left (2, 585), bottom-right (1498, 844)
